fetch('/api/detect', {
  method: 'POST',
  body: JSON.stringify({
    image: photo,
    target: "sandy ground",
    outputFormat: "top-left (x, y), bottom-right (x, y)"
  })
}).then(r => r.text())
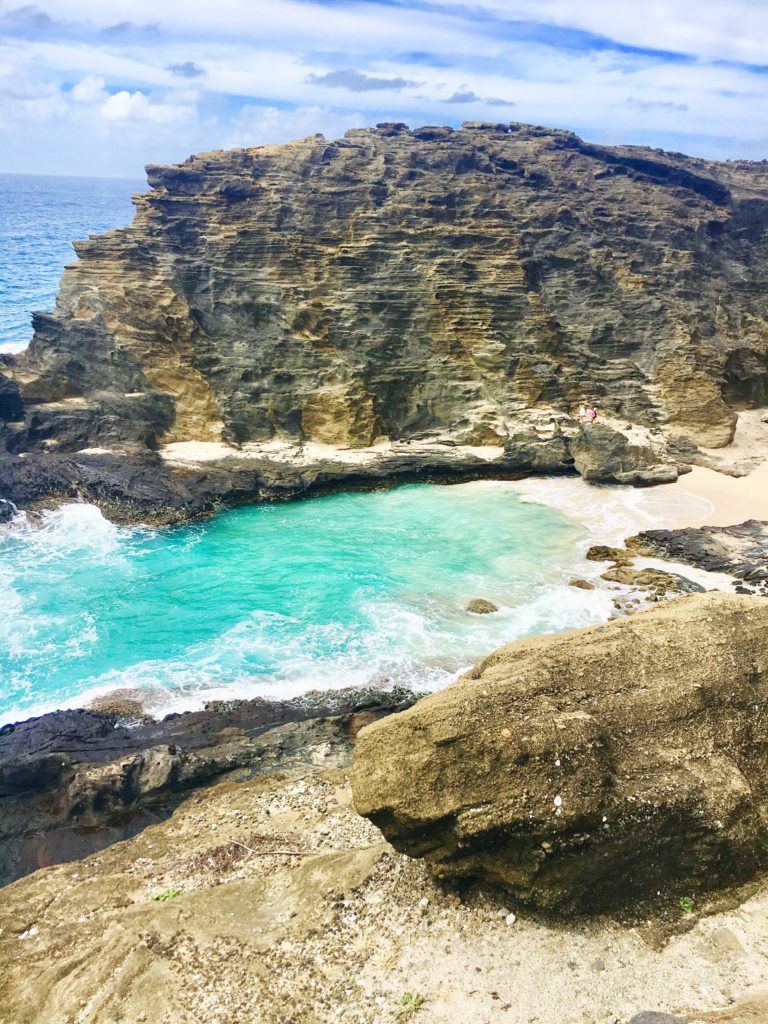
top-left (2, 762), bottom-right (768, 1024)
top-left (670, 410), bottom-right (768, 528)
top-left (676, 464), bottom-right (768, 528)
top-left (158, 411), bottom-right (768, 532)
top-left (160, 438), bottom-right (507, 467)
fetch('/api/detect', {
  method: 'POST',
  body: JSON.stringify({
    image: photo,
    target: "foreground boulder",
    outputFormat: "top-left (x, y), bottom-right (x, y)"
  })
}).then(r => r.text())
top-left (351, 592), bottom-right (768, 913)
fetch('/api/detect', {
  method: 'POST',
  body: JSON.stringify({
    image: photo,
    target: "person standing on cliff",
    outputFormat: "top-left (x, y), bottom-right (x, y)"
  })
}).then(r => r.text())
top-left (588, 406), bottom-right (598, 423)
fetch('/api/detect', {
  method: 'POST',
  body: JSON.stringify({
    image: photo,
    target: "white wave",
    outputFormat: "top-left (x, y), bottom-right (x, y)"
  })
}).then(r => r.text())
top-left (6, 502), bottom-right (128, 560)
top-left (0, 482), bottom-right (703, 726)
top-left (484, 477), bottom-right (712, 546)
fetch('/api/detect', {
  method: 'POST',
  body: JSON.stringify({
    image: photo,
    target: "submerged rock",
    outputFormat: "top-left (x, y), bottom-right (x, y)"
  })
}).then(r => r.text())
top-left (466, 598), bottom-right (499, 614)
top-left (600, 565), bottom-right (704, 596)
top-left (351, 592), bottom-right (768, 913)
top-left (569, 578), bottom-right (594, 590)
top-left (586, 544), bottom-right (632, 563)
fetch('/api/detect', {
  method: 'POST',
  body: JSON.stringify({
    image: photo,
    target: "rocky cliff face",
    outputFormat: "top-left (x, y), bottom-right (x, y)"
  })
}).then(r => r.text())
top-left (2, 121), bottom-right (768, 513)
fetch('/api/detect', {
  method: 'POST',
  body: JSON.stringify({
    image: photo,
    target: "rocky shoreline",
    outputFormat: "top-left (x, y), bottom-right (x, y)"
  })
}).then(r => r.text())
top-left (2, 595), bottom-right (768, 1024)
top-left (2, 119), bottom-right (768, 1021)
top-left (0, 416), bottom-right (694, 527)
top-left (4, 120), bottom-right (768, 524)
top-left (0, 686), bottom-right (418, 888)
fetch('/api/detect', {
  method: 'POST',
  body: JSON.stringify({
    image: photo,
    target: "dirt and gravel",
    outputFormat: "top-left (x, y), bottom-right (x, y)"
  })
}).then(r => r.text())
top-left (2, 745), bottom-right (768, 1024)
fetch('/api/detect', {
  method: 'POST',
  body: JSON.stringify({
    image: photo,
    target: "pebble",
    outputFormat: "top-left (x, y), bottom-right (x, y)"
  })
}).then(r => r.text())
top-left (627, 1014), bottom-right (685, 1024)
top-left (505, 912), bottom-right (517, 926)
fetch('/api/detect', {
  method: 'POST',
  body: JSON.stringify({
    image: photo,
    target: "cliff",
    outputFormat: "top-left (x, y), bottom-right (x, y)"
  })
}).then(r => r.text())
top-left (2, 121), bottom-right (768, 516)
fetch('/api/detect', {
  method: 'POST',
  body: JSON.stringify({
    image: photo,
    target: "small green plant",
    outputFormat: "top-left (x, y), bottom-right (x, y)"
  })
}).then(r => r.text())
top-left (399, 992), bottom-right (426, 1016)
top-left (678, 895), bottom-right (694, 913)
top-left (152, 888), bottom-right (182, 902)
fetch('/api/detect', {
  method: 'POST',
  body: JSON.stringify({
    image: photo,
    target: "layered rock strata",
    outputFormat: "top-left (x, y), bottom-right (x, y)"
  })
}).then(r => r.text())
top-left (3, 121), bottom-right (768, 517)
top-left (351, 592), bottom-right (768, 913)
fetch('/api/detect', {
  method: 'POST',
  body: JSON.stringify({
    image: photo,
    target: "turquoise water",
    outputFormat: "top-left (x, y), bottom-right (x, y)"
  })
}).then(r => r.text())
top-left (0, 481), bottom-right (615, 723)
top-left (0, 174), bottom-right (142, 353)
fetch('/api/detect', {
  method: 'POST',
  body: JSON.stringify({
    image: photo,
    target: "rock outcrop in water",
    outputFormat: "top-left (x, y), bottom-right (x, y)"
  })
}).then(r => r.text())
top-left (351, 592), bottom-right (768, 913)
top-left (2, 121), bottom-right (768, 517)
top-left (627, 521), bottom-right (768, 595)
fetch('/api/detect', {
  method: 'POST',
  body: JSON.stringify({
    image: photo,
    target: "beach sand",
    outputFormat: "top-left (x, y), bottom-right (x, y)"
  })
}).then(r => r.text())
top-left (670, 409), bottom-right (768, 528)
top-left (676, 463), bottom-right (768, 527)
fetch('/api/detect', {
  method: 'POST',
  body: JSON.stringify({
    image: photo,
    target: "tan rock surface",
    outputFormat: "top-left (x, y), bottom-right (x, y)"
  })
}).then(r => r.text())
top-left (3, 758), bottom-right (768, 1024)
top-left (351, 592), bottom-right (768, 913)
top-left (5, 122), bottom-right (768, 477)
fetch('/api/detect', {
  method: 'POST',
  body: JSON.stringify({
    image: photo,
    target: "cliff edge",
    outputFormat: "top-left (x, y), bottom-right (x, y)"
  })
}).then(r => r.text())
top-left (2, 121), bottom-right (768, 518)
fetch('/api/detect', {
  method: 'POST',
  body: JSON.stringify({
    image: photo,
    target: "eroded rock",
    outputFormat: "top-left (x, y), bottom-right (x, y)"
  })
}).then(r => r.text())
top-left (569, 579), bottom-right (594, 590)
top-left (627, 522), bottom-right (768, 586)
top-left (2, 123), bottom-right (768, 517)
top-left (351, 592), bottom-right (768, 913)
top-left (0, 687), bottom-right (417, 886)
top-left (569, 424), bottom-right (679, 486)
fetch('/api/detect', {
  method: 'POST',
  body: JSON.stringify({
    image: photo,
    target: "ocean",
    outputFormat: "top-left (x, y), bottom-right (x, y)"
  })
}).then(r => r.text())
top-left (0, 173), bottom-right (142, 354)
top-left (0, 174), bottom-right (713, 723)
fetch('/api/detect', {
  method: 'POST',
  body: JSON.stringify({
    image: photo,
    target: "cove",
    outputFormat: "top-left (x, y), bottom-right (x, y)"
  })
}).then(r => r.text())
top-left (0, 481), bottom-right (616, 723)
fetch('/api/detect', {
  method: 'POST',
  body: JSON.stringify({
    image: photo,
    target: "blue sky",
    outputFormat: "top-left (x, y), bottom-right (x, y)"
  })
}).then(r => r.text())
top-left (1, 0), bottom-right (767, 177)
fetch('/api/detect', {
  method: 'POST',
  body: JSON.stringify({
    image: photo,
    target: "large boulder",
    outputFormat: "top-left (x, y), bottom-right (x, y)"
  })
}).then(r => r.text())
top-left (569, 423), bottom-right (679, 485)
top-left (351, 592), bottom-right (768, 913)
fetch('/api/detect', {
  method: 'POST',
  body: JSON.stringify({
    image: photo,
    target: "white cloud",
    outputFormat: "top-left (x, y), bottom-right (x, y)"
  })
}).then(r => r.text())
top-left (70, 73), bottom-right (105, 102)
top-left (100, 88), bottom-right (193, 124)
top-left (1, 0), bottom-right (768, 175)
top-left (224, 104), bottom-right (366, 149)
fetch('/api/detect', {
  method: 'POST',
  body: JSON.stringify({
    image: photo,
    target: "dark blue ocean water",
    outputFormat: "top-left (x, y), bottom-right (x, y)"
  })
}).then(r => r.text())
top-left (0, 173), bottom-right (143, 353)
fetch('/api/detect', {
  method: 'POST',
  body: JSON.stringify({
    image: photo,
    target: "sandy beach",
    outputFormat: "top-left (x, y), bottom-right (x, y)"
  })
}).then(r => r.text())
top-left (676, 463), bottom-right (768, 527)
top-left (667, 409), bottom-right (768, 528)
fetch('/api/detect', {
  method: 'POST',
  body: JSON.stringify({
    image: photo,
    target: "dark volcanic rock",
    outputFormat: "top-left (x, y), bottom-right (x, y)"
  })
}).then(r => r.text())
top-left (0, 371), bottom-right (23, 423)
top-left (627, 521), bottom-right (768, 588)
top-left (0, 687), bottom-right (417, 886)
top-left (2, 122), bottom-right (768, 517)
top-left (351, 593), bottom-right (768, 914)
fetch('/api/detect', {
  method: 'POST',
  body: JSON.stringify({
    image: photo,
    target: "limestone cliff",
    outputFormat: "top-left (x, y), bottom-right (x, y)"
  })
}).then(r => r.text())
top-left (3, 121), bottom-right (768, 514)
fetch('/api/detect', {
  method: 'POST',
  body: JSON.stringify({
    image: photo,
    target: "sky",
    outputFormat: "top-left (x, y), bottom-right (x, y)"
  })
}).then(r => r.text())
top-left (1, 0), bottom-right (767, 178)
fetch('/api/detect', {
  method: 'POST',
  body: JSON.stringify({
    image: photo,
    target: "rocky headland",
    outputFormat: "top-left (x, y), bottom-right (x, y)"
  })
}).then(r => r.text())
top-left (1, 121), bottom-right (768, 521)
